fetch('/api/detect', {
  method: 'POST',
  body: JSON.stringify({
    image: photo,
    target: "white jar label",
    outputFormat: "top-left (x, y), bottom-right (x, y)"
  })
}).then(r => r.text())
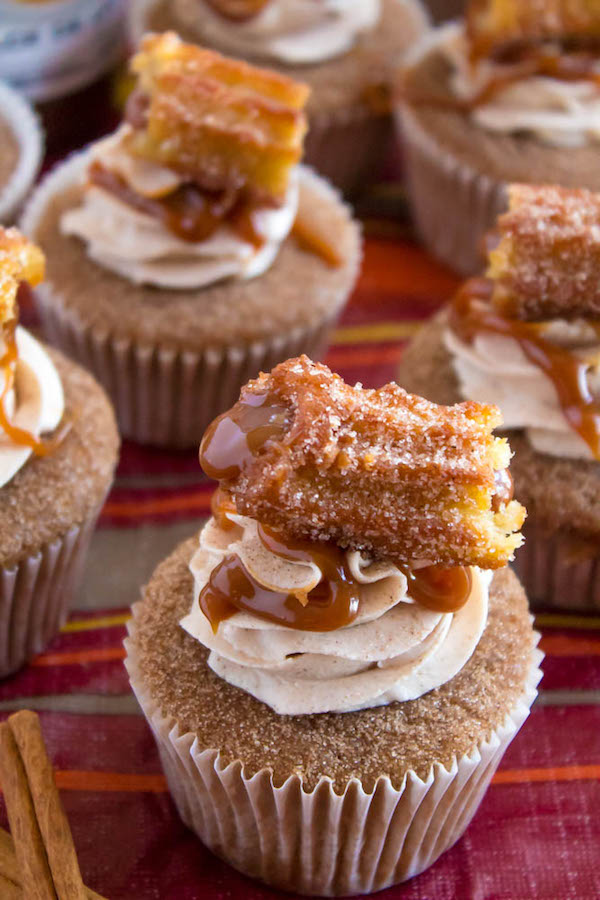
top-left (0, 0), bottom-right (127, 102)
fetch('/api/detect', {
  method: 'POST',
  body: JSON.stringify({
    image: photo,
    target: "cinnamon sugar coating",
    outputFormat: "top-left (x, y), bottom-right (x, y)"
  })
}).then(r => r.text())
top-left (129, 32), bottom-right (309, 203)
top-left (488, 183), bottom-right (600, 321)
top-left (209, 356), bottom-right (525, 568)
top-left (467, 0), bottom-right (600, 57)
top-left (0, 228), bottom-right (45, 327)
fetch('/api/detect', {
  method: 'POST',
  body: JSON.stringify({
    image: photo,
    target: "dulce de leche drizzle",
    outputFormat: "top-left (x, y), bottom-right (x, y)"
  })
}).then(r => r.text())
top-left (199, 510), bottom-right (474, 632)
top-left (89, 162), bottom-right (265, 248)
top-left (450, 278), bottom-right (600, 459)
top-left (0, 321), bottom-right (66, 457)
top-left (199, 389), bottom-right (290, 481)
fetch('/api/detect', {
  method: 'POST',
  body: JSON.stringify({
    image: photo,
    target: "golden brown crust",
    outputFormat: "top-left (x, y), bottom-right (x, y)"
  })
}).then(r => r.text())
top-left (467, 0), bottom-right (600, 58)
top-left (129, 31), bottom-right (309, 202)
top-left (0, 228), bottom-right (45, 328)
top-left (209, 356), bottom-right (525, 568)
top-left (487, 183), bottom-right (600, 320)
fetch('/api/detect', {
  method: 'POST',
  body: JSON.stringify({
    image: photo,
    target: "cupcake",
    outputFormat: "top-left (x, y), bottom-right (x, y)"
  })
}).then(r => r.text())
top-left (0, 228), bottom-right (119, 677)
top-left (129, 0), bottom-right (430, 195)
top-left (125, 355), bottom-right (541, 895)
top-left (0, 81), bottom-right (43, 224)
top-left (398, 183), bottom-right (600, 611)
top-left (397, 0), bottom-right (600, 274)
top-left (21, 33), bottom-right (361, 448)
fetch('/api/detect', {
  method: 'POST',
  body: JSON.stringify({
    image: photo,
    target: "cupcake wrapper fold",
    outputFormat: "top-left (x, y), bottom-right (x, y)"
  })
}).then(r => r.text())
top-left (125, 605), bottom-right (542, 896)
top-left (0, 80), bottom-right (44, 224)
top-left (0, 505), bottom-right (102, 678)
top-left (514, 523), bottom-right (600, 611)
top-left (398, 104), bottom-right (508, 275)
top-left (21, 150), bottom-right (348, 448)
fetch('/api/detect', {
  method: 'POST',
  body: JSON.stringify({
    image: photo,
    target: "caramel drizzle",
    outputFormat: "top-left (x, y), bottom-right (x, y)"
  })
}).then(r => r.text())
top-left (291, 216), bottom-right (342, 267)
top-left (450, 278), bottom-right (600, 459)
top-left (89, 162), bottom-right (265, 248)
top-left (0, 320), bottom-right (68, 457)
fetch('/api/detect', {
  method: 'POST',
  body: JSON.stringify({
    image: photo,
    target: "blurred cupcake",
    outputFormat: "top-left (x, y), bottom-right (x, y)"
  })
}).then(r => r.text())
top-left (0, 81), bottom-right (43, 223)
top-left (398, 0), bottom-right (600, 273)
top-left (398, 183), bottom-right (600, 610)
top-left (22, 33), bottom-right (361, 448)
top-left (126, 355), bottom-right (540, 896)
top-left (0, 228), bottom-right (118, 677)
top-left (129, 0), bottom-right (430, 194)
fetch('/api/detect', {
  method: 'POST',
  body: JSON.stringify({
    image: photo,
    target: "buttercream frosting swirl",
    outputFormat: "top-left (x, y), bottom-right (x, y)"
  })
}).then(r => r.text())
top-left (445, 320), bottom-right (600, 460)
top-left (0, 326), bottom-right (65, 488)
top-left (438, 23), bottom-right (600, 147)
top-left (61, 127), bottom-right (299, 289)
top-left (175, 0), bottom-right (381, 65)
top-left (181, 514), bottom-right (491, 715)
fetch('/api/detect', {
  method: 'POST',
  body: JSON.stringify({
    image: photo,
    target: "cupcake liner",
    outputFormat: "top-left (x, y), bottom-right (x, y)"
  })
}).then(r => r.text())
top-left (397, 102), bottom-right (508, 275)
top-left (0, 80), bottom-right (44, 224)
top-left (513, 523), bottom-right (600, 611)
top-left (0, 504), bottom-right (103, 678)
top-left (21, 151), bottom-right (350, 448)
top-left (125, 603), bottom-right (543, 896)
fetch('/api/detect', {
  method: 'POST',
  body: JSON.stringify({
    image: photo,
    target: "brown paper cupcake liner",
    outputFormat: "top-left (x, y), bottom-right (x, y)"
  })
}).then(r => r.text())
top-left (513, 522), bottom-right (600, 612)
top-left (0, 506), bottom-right (102, 678)
top-left (397, 103), bottom-right (508, 275)
top-left (125, 604), bottom-right (543, 896)
top-left (0, 80), bottom-right (44, 223)
top-left (21, 151), bottom-right (352, 448)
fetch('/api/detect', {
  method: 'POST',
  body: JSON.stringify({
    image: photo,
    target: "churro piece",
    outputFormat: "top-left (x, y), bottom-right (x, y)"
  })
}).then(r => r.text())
top-left (0, 228), bottom-right (45, 330)
top-left (467, 0), bottom-right (600, 58)
top-left (488, 183), bottom-right (600, 320)
top-left (128, 32), bottom-right (309, 203)
top-left (200, 356), bottom-right (525, 568)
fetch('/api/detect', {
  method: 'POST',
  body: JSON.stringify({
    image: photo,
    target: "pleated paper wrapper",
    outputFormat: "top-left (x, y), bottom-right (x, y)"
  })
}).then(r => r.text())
top-left (125, 602), bottom-right (543, 897)
top-left (21, 152), bottom-right (356, 448)
top-left (0, 507), bottom-right (102, 678)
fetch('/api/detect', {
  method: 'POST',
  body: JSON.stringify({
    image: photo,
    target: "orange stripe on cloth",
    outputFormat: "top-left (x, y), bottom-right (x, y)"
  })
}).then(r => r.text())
top-left (539, 635), bottom-right (600, 657)
top-left (357, 238), bottom-right (460, 301)
top-left (325, 345), bottom-right (405, 370)
top-left (31, 647), bottom-right (126, 667)
top-left (103, 492), bottom-right (212, 519)
top-left (492, 765), bottom-right (600, 785)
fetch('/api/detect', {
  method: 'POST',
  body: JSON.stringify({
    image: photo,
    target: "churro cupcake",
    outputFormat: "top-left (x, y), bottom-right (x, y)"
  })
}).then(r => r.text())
top-left (398, 183), bottom-right (600, 610)
top-left (0, 229), bottom-right (119, 677)
top-left (125, 355), bottom-right (540, 895)
top-left (0, 81), bottom-right (43, 223)
top-left (22, 33), bottom-right (361, 448)
top-left (129, 0), bottom-right (429, 194)
top-left (398, 0), bottom-right (600, 273)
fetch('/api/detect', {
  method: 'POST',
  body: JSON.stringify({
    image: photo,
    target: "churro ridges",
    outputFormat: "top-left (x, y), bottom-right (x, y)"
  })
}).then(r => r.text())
top-left (200, 356), bottom-right (525, 569)
top-left (127, 32), bottom-right (310, 202)
top-left (488, 183), bottom-right (600, 320)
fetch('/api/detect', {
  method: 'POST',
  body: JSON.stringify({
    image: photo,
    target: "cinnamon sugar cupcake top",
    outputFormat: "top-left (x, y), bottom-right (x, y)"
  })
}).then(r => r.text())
top-left (61, 32), bottom-right (316, 290)
top-left (0, 228), bottom-right (65, 488)
top-left (178, 356), bottom-right (525, 714)
top-left (445, 182), bottom-right (600, 461)
top-left (404, 0), bottom-right (600, 148)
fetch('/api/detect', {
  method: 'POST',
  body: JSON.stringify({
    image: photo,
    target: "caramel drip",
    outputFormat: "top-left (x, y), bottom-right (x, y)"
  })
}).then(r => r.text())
top-left (199, 389), bottom-right (289, 481)
top-left (89, 162), bottom-right (266, 248)
top-left (0, 321), bottom-right (67, 457)
top-left (292, 216), bottom-right (342, 267)
top-left (450, 278), bottom-right (600, 459)
top-left (210, 488), bottom-right (238, 531)
top-left (199, 518), bottom-right (475, 633)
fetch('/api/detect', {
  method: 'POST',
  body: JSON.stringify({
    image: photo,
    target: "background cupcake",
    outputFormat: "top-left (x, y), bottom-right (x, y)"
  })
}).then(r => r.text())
top-left (129, 0), bottom-right (430, 195)
top-left (397, 0), bottom-right (600, 273)
top-left (0, 81), bottom-right (43, 223)
top-left (398, 184), bottom-right (600, 611)
top-left (21, 33), bottom-right (361, 448)
top-left (126, 356), bottom-right (541, 895)
top-left (0, 228), bottom-right (119, 676)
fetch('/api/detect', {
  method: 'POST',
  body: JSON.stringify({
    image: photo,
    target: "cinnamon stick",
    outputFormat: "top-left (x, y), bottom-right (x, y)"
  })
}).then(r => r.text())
top-left (8, 710), bottom-right (87, 900)
top-left (0, 721), bottom-right (56, 899)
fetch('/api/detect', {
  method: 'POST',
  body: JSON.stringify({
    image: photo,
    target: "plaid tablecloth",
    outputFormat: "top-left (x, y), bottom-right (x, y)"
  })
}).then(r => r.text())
top-left (2, 84), bottom-right (600, 899)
